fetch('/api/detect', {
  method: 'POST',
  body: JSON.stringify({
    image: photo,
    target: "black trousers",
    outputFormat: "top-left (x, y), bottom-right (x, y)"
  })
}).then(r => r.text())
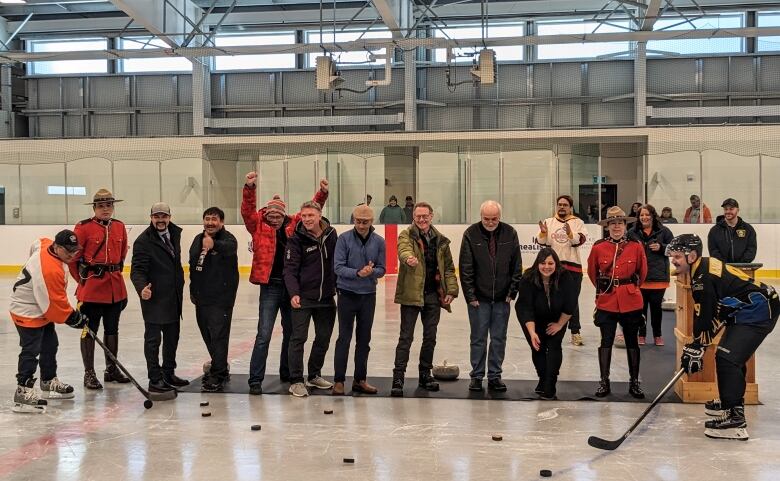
top-left (334, 291), bottom-right (376, 383)
top-left (79, 300), bottom-right (124, 335)
top-left (639, 288), bottom-right (666, 338)
top-left (520, 319), bottom-right (566, 395)
top-left (16, 323), bottom-right (59, 385)
top-left (567, 271), bottom-right (583, 334)
top-left (196, 305), bottom-right (233, 383)
top-left (596, 309), bottom-right (643, 349)
top-left (144, 322), bottom-right (180, 382)
top-left (393, 292), bottom-right (441, 378)
top-left (716, 315), bottom-right (778, 409)
top-left (288, 298), bottom-right (337, 384)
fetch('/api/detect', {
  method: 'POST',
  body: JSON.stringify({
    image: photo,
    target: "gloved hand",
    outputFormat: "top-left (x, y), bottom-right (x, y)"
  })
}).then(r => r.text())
top-left (681, 341), bottom-right (704, 374)
top-left (65, 310), bottom-right (89, 329)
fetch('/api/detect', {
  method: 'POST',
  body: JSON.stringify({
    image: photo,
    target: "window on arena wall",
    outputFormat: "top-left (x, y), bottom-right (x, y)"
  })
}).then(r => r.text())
top-left (536, 20), bottom-right (631, 60)
top-left (27, 38), bottom-right (108, 75)
top-left (757, 11), bottom-right (780, 52)
top-left (306, 29), bottom-right (392, 67)
top-left (118, 37), bottom-right (193, 73)
top-left (647, 13), bottom-right (744, 55)
top-left (213, 32), bottom-right (297, 70)
top-left (432, 23), bottom-right (523, 63)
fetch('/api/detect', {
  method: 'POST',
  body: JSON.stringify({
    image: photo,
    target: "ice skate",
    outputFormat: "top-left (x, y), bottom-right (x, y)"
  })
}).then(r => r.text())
top-left (41, 377), bottom-right (75, 400)
top-left (705, 398), bottom-right (724, 416)
top-left (13, 379), bottom-right (48, 414)
top-left (704, 406), bottom-right (749, 441)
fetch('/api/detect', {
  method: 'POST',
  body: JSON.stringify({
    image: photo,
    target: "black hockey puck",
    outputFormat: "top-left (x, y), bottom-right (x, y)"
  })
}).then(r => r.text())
top-left (201, 412), bottom-right (212, 417)
top-left (200, 401), bottom-right (209, 407)
top-left (492, 434), bottom-right (503, 441)
top-left (343, 458), bottom-right (355, 464)
top-left (324, 409), bottom-right (334, 415)
top-left (251, 425), bottom-right (261, 431)
top-left (143, 399), bottom-right (153, 409)
top-left (540, 469), bottom-right (552, 477)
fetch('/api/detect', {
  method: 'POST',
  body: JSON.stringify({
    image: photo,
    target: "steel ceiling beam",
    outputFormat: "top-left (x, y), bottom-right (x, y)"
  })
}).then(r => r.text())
top-left (640, 0), bottom-right (663, 31)
top-left (370, 0), bottom-right (412, 38)
top-left (109, 0), bottom-right (203, 47)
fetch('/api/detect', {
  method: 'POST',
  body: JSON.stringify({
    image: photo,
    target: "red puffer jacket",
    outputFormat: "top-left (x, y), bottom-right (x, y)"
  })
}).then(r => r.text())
top-left (241, 184), bottom-right (328, 285)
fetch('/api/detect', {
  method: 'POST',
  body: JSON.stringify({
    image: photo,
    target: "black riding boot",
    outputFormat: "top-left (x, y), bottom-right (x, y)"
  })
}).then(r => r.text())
top-left (627, 348), bottom-right (645, 399)
top-left (103, 335), bottom-right (130, 383)
top-left (595, 347), bottom-right (612, 397)
top-left (81, 337), bottom-right (103, 390)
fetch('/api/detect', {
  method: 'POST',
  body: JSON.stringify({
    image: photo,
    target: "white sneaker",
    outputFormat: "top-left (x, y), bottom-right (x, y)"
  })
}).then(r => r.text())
top-left (13, 381), bottom-right (47, 413)
top-left (305, 376), bottom-right (333, 390)
top-left (289, 382), bottom-right (309, 397)
top-left (41, 377), bottom-right (75, 400)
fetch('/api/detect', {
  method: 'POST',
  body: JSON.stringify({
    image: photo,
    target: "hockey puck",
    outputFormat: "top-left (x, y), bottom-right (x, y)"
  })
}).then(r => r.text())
top-left (540, 469), bottom-right (552, 477)
top-left (492, 434), bottom-right (503, 441)
top-left (324, 409), bottom-right (334, 415)
top-left (201, 412), bottom-right (212, 417)
top-left (143, 399), bottom-right (153, 409)
top-left (343, 458), bottom-right (355, 464)
top-left (251, 425), bottom-right (261, 431)
top-left (200, 401), bottom-right (209, 407)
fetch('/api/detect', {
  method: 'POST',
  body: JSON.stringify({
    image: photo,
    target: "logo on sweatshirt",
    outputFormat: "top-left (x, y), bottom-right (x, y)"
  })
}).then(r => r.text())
top-left (736, 229), bottom-right (746, 238)
top-left (305, 246), bottom-right (318, 253)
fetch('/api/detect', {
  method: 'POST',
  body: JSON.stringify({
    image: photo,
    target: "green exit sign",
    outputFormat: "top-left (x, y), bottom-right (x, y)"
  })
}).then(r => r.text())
top-left (592, 176), bottom-right (607, 184)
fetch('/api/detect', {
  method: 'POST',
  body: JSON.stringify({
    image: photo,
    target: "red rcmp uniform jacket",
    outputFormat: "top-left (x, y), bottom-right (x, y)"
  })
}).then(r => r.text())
top-left (241, 184), bottom-right (328, 285)
top-left (70, 218), bottom-right (129, 304)
top-left (587, 237), bottom-right (648, 313)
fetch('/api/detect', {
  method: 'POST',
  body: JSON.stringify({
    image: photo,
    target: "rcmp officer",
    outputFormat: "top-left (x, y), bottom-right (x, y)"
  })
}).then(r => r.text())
top-left (669, 234), bottom-right (778, 441)
top-left (587, 206), bottom-right (648, 399)
top-left (72, 189), bottom-right (130, 390)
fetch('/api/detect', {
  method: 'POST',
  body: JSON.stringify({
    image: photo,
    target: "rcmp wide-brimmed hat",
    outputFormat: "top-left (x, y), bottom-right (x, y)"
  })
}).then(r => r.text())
top-left (85, 188), bottom-right (123, 205)
top-left (598, 206), bottom-right (636, 226)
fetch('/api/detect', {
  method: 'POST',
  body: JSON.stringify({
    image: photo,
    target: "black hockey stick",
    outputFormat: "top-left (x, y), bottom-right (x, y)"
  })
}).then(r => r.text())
top-left (84, 327), bottom-right (177, 405)
top-left (588, 367), bottom-right (686, 450)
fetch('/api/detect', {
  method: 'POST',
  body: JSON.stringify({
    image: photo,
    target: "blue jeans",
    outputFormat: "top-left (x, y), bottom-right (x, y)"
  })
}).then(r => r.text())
top-left (468, 301), bottom-right (510, 380)
top-left (248, 279), bottom-right (292, 386)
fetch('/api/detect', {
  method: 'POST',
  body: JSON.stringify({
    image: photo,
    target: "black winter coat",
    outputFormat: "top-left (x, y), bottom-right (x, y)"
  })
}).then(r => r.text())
top-left (629, 222), bottom-right (674, 283)
top-left (459, 222), bottom-right (523, 303)
top-left (515, 270), bottom-right (578, 325)
top-left (130, 223), bottom-right (185, 324)
top-left (707, 216), bottom-right (757, 264)
top-left (189, 227), bottom-right (239, 308)
top-left (284, 218), bottom-right (337, 302)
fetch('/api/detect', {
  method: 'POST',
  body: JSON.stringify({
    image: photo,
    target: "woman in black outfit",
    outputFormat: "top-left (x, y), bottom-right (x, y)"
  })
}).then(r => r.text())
top-left (517, 247), bottom-right (577, 400)
top-left (629, 204), bottom-right (674, 346)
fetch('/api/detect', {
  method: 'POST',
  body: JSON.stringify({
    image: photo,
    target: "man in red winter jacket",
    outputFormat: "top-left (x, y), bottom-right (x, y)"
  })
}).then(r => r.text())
top-left (241, 171), bottom-right (328, 395)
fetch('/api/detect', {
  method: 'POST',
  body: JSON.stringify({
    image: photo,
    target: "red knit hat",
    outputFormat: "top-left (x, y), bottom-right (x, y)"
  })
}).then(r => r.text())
top-left (265, 195), bottom-right (286, 214)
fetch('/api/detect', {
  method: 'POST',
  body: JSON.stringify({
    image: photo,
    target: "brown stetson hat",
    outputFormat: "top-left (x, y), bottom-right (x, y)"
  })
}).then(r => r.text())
top-left (598, 206), bottom-right (636, 227)
top-left (85, 188), bottom-right (123, 205)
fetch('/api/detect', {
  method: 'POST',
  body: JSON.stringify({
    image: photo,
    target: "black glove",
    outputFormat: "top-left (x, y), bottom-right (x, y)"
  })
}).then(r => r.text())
top-left (681, 342), bottom-right (704, 374)
top-left (65, 310), bottom-right (89, 329)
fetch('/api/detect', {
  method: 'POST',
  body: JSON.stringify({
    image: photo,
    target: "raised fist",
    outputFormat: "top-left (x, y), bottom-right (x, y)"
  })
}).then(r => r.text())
top-left (246, 171), bottom-right (258, 186)
top-left (319, 178), bottom-right (329, 192)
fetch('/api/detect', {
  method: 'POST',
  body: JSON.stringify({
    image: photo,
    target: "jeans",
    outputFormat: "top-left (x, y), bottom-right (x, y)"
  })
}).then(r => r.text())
top-left (195, 305), bottom-right (233, 383)
top-left (393, 292), bottom-right (441, 378)
top-left (639, 288), bottom-right (666, 338)
top-left (467, 301), bottom-right (510, 380)
top-left (288, 298), bottom-right (337, 384)
top-left (248, 280), bottom-right (293, 385)
top-left (16, 323), bottom-right (59, 385)
top-left (334, 291), bottom-right (376, 383)
top-left (144, 322), bottom-right (180, 382)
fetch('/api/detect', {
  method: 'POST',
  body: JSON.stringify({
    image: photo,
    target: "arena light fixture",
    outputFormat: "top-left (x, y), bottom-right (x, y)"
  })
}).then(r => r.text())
top-left (470, 49), bottom-right (496, 85)
top-left (0, 1), bottom-right (28, 4)
top-left (315, 55), bottom-right (344, 90)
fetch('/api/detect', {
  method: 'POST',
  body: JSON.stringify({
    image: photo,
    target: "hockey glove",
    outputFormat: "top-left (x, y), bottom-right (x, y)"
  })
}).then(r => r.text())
top-left (681, 342), bottom-right (704, 374)
top-left (65, 310), bottom-right (89, 329)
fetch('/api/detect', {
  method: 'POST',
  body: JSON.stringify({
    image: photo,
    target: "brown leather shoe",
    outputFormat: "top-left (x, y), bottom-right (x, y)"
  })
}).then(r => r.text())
top-left (352, 380), bottom-right (378, 394)
top-left (332, 382), bottom-right (345, 396)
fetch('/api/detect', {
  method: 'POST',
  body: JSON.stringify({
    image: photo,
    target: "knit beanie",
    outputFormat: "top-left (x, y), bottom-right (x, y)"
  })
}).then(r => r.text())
top-left (265, 195), bottom-right (287, 214)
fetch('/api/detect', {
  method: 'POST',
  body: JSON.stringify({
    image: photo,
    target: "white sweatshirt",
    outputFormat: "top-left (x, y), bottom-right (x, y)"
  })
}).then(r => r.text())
top-left (537, 215), bottom-right (588, 272)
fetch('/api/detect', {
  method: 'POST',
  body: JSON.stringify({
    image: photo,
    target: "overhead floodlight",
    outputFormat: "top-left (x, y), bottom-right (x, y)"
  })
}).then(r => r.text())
top-left (470, 49), bottom-right (496, 85)
top-left (315, 56), bottom-right (344, 91)
top-left (0, 1), bottom-right (27, 4)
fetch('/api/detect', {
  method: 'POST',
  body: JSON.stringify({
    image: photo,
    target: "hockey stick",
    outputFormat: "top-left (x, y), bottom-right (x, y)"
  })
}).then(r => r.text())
top-left (84, 327), bottom-right (177, 405)
top-left (588, 368), bottom-right (685, 450)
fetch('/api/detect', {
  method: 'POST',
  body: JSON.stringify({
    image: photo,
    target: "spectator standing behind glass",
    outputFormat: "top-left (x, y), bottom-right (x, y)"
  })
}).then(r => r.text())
top-left (684, 194), bottom-right (713, 223)
top-left (460, 200), bottom-right (522, 393)
top-left (629, 202), bottom-right (643, 219)
top-left (587, 206), bottom-right (648, 399)
top-left (241, 172), bottom-right (328, 396)
top-left (659, 207), bottom-right (678, 224)
top-left (629, 204), bottom-right (673, 347)
top-left (188, 207), bottom-right (239, 393)
top-left (403, 196), bottom-right (414, 224)
top-left (390, 202), bottom-right (459, 397)
top-left (708, 198), bottom-right (757, 264)
top-left (537, 195), bottom-right (588, 346)
top-left (379, 195), bottom-right (407, 224)
top-left (516, 247), bottom-right (577, 400)
top-left (332, 205), bottom-right (386, 396)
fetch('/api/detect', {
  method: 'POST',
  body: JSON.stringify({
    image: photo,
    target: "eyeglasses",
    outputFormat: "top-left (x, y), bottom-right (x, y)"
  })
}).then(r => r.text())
top-left (414, 214), bottom-right (431, 220)
top-left (354, 219), bottom-right (372, 225)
